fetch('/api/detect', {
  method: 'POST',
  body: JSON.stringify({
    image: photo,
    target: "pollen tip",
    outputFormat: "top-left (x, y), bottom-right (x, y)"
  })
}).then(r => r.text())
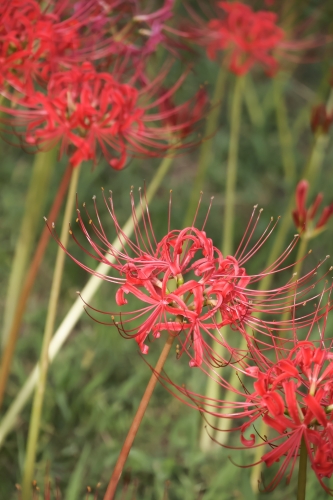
top-left (92, 195), bottom-right (96, 200)
top-left (259, 208), bottom-right (263, 213)
top-left (200, 190), bottom-right (203, 194)
top-left (326, 255), bottom-right (330, 259)
top-left (69, 229), bottom-right (72, 234)
top-left (270, 216), bottom-right (273, 221)
top-left (83, 202), bottom-right (86, 207)
top-left (76, 218), bottom-right (79, 222)
top-left (101, 186), bottom-right (104, 191)
top-left (86, 486), bottom-right (92, 493)
top-left (51, 222), bottom-right (55, 228)
top-left (294, 234), bottom-right (299, 238)
top-left (293, 272), bottom-right (297, 276)
top-left (131, 185), bottom-right (134, 189)
top-left (330, 266), bottom-right (333, 271)
top-left (253, 204), bottom-right (258, 209)
top-left (138, 186), bottom-right (142, 191)
top-left (89, 219), bottom-right (92, 224)
top-left (308, 249), bottom-right (312, 254)
top-left (211, 196), bottom-right (214, 200)
top-left (43, 216), bottom-right (47, 221)
top-left (76, 291), bottom-right (80, 294)
top-left (170, 189), bottom-right (172, 193)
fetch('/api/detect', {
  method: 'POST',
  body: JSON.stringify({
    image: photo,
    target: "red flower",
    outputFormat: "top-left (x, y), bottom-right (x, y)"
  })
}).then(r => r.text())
top-left (48, 191), bottom-right (331, 368)
top-left (292, 180), bottom-right (333, 234)
top-left (0, 62), bottom-right (203, 169)
top-left (185, 2), bottom-right (284, 76)
top-left (0, 0), bottom-right (83, 93)
top-left (239, 341), bottom-right (333, 492)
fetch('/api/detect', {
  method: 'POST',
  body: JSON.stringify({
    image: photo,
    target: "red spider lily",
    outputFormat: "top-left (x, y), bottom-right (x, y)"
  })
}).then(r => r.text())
top-left (238, 339), bottom-right (333, 493)
top-left (0, 0), bottom-right (85, 93)
top-left (183, 1), bottom-right (330, 75)
top-left (47, 190), bottom-right (332, 368)
top-left (0, 0), bottom-right (180, 95)
top-left (158, 297), bottom-right (333, 493)
top-left (0, 62), bottom-right (204, 169)
top-left (292, 180), bottom-right (333, 235)
top-left (184, 2), bottom-right (284, 76)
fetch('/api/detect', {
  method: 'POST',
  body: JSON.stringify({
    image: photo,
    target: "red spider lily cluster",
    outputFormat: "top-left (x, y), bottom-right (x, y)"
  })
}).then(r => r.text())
top-left (0, 0), bottom-right (205, 169)
top-left (49, 191), bottom-right (332, 372)
top-left (293, 180), bottom-right (333, 235)
top-left (241, 340), bottom-right (333, 492)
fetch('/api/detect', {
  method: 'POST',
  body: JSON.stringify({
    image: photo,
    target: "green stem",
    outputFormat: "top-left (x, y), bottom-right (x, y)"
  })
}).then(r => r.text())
top-left (0, 154), bottom-right (174, 450)
top-left (2, 149), bottom-right (57, 348)
top-left (0, 164), bottom-right (72, 411)
top-left (243, 75), bottom-right (264, 128)
top-left (183, 65), bottom-right (227, 227)
top-left (21, 164), bottom-right (80, 500)
top-left (199, 76), bottom-right (244, 451)
top-left (297, 438), bottom-right (308, 500)
top-left (273, 75), bottom-right (296, 186)
top-left (222, 75), bottom-right (244, 256)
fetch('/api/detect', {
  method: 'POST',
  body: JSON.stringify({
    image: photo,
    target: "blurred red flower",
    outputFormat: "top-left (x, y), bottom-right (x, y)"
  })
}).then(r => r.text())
top-left (0, 62), bottom-right (205, 169)
top-left (292, 180), bottom-right (333, 234)
top-left (184, 1), bottom-right (284, 75)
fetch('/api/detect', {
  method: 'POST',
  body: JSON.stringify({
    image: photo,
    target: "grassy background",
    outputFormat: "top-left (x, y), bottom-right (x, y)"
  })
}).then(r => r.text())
top-left (1, 2), bottom-right (333, 498)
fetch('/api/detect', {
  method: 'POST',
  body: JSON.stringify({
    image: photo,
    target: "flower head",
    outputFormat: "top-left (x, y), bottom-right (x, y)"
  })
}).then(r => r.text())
top-left (292, 180), bottom-right (333, 236)
top-left (0, 0), bottom-right (83, 93)
top-left (185, 2), bottom-right (284, 76)
top-left (240, 339), bottom-right (333, 493)
top-left (0, 62), bottom-right (205, 169)
top-left (48, 191), bottom-right (331, 368)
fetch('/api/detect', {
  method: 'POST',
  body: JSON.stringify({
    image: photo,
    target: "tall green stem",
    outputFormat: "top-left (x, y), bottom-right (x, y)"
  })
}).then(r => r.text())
top-left (21, 164), bottom-right (80, 500)
top-left (2, 149), bottom-right (57, 348)
top-left (273, 75), bottom-right (296, 186)
top-left (199, 76), bottom-right (244, 451)
top-left (0, 154), bottom-right (174, 450)
top-left (222, 75), bottom-right (244, 255)
top-left (297, 438), bottom-right (307, 500)
top-left (183, 66), bottom-right (227, 227)
top-left (0, 164), bottom-right (72, 410)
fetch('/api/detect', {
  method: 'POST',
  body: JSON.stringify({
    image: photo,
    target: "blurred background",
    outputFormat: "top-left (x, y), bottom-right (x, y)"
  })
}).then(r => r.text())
top-left (1, 1), bottom-right (333, 498)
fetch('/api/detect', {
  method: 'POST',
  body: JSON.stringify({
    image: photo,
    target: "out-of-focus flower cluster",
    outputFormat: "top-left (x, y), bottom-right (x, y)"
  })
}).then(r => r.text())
top-left (0, 0), bottom-right (207, 169)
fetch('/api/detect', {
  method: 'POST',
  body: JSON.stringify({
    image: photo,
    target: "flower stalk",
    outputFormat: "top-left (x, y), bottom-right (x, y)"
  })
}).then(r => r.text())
top-left (222, 74), bottom-right (244, 256)
top-left (274, 74), bottom-right (296, 186)
top-left (184, 65), bottom-right (227, 226)
top-left (297, 438), bottom-right (308, 500)
top-left (0, 163), bottom-right (72, 410)
top-left (21, 164), bottom-right (81, 500)
top-left (104, 335), bottom-right (175, 500)
top-left (2, 148), bottom-right (57, 348)
top-left (0, 154), bottom-right (175, 449)
top-left (199, 74), bottom-right (244, 451)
